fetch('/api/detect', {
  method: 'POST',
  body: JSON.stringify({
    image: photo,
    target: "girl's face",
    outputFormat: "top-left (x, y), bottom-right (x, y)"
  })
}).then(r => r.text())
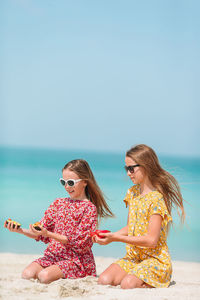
top-left (62, 168), bottom-right (87, 200)
top-left (125, 156), bottom-right (146, 185)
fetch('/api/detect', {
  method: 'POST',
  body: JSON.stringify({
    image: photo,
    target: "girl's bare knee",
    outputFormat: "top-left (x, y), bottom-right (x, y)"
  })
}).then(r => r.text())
top-left (98, 263), bottom-right (127, 286)
top-left (38, 269), bottom-right (50, 284)
top-left (98, 274), bottom-right (112, 285)
top-left (120, 275), bottom-right (141, 289)
top-left (121, 278), bottom-right (136, 289)
top-left (21, 269), bottom-right (35, 280)
top-left (21, 262), bottom-right (42, 280)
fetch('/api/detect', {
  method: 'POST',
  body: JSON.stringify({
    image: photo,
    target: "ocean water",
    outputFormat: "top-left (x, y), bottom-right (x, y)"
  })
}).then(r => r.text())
top-left (0, 146), bottom-right (200, 262)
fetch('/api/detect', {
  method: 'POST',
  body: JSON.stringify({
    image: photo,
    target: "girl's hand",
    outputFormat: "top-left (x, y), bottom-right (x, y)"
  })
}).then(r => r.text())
top-left (94, 232), bottom-right (116, 245)
top-left (29, 224), bottom-right (48, 238)
top-left (91, 235), bottom-right (98, 243)
top-left (4, 220), bottom-right (23, 233)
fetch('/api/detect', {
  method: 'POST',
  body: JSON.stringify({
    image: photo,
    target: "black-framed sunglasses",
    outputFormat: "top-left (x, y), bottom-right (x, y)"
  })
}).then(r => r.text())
top-left (124, 164), bottom-right (140, 173)
top-left (60, 178), bottom-right (82, 187)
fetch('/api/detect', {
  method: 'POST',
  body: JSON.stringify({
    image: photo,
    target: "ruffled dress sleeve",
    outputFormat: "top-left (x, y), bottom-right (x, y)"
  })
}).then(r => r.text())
top-left (36, 199), bottom-right (58, 244)
top-left (123, 185), bottom-right (140, 208)
top-left (149, 192), bottom-right (172, 226)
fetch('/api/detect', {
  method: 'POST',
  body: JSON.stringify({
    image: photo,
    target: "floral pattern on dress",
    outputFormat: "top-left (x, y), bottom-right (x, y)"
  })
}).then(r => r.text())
top-left (34, 198), bottom-right (97, 279)
top-left (115, 184), bottom-right (172, 288)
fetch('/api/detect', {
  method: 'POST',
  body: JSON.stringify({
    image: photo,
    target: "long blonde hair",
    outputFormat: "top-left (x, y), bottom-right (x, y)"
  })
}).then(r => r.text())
top-left (126, 144), bottom-right (185, 222)
top-left (63, 159), bottom-right (114, 220)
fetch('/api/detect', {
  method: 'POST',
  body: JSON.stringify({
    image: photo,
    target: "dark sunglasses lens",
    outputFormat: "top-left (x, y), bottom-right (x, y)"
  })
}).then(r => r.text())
top-left (67, 180), bottom-right (74, 186)
top-left (60, 179), bottom-right (65, 186)
top-left (129, 166), bottom-right (134, 173)
top-left (125, 166), bottom-right (134, 173)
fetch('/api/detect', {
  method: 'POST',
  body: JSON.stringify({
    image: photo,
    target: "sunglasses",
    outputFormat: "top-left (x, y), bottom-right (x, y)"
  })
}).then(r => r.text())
top-left (60, 178), bottom-right (82, 187)
top-left (124, 164), bottom-right (140, 173)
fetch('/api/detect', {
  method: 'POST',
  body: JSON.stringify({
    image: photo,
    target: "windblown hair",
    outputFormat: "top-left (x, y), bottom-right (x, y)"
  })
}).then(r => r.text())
top-left (63, 159), bottom-right (114, 220)
top-left (126, 144), bottom-right (185, 223)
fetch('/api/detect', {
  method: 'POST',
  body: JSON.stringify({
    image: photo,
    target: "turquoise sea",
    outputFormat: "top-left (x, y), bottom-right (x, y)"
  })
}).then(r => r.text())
top-left (0, 146), bottom-right (200, 262)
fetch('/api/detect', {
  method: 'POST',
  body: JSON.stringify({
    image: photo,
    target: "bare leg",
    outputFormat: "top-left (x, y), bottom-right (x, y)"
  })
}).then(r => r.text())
top-left (22, 263), bottom-right (64, 284)
top-left (37, 265), bottom-right (64, 284)
top-left (98, 263), bottom-right (127, 286)
top-left (121, 274), bottom-right (154, 289)
top-left (22, 262), bottom-right (44, 280)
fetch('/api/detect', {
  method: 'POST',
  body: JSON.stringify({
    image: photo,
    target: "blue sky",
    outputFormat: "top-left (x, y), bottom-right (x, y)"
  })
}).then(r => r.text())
top-left (1, 0), bottom-right (199, 156)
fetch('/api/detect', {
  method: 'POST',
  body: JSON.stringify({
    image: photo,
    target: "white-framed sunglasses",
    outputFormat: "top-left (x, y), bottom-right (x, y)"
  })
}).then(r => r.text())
top-left (59, 178), bottom-right (82, 187)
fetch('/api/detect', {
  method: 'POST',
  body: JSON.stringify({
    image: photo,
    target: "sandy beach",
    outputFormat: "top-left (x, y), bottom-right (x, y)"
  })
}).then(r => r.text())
top-left (0, 253), bottom-right (200, 300)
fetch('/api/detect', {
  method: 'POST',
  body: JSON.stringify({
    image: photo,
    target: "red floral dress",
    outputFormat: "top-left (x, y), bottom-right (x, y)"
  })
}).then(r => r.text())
top-left (34, 198), bottom-right (97, 278)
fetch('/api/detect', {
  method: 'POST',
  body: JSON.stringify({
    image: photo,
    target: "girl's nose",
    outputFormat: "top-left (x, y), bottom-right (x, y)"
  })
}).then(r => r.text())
top-left (65, 184), bottom-right (71, 190)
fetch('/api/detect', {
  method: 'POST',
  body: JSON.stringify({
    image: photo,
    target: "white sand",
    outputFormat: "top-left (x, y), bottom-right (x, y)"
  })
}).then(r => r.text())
top-left (0, 253), bottom-right (200, 300)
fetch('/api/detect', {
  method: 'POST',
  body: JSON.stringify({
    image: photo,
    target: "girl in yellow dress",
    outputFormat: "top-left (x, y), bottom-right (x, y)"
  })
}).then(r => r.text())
top-left (94, 144), bottom-right (185, 289)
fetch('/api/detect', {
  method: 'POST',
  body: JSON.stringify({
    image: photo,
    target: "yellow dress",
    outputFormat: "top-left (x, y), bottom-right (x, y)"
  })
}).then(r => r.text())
top-left (115, 184), bottom-right (172, 288)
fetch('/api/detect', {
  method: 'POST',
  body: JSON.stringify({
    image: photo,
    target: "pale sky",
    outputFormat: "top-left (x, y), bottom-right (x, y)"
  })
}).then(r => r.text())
top-left (1, 0), bottom-right (199, 156)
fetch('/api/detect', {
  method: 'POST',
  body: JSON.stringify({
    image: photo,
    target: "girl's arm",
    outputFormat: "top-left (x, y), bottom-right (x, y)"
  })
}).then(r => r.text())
top-left (93, 210), bottom-right (129, 243)
top-left (4, 221), bottom-right (39, 239)
top-left (30, 225), bottom-right (68, 245)
top-left (96, 214), bottom-right (162, 248)
top-left (114, 225), bottom-right (128, 235)
top-left (45, 231), bottom-right (68, 244)
top-left (4, 221), bottom-right (68, 245)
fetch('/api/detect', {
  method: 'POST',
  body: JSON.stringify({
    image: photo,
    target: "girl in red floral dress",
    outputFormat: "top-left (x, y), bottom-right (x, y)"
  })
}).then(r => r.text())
top-left (4, 159), bottom-right (113, 283)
